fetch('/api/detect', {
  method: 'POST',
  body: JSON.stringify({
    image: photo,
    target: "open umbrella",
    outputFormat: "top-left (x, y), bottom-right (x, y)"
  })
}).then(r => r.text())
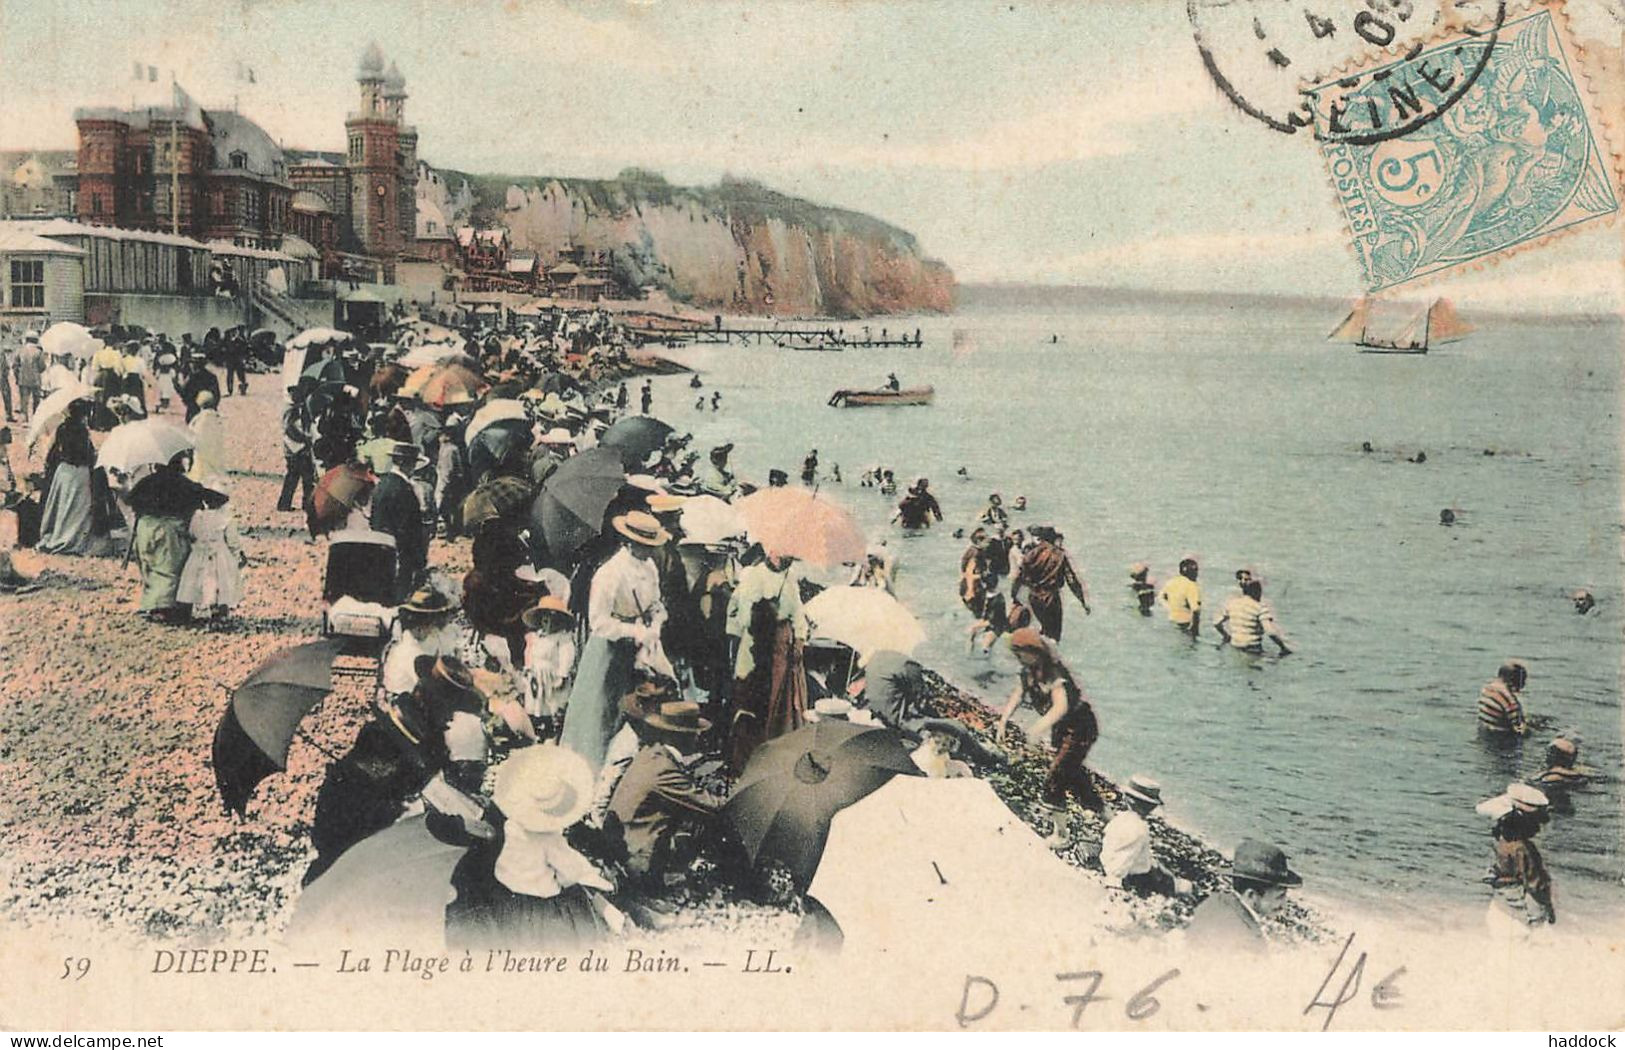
top-left (369, 363), bottom-right (410, 402)
top-left (96, 418), bottom-right (194, 474)
top-left (600, 415), bottom-right (675, 470)
top-left (25, 381), bottom-right (97, 449)
top-left (735, 488), bottom-right (866, 567)
top-left (805, 776), bottom-right (1102, 955)
top-left (284, 813), bottom-right (469, 949)
top-left (804, 586), bottom-right (925, 661)
top-left (461, 474), bottom-right (535, 530)
top-left (311, 462), bottom-right (377, 535)
top-left (414, 363), bottom-right (486, 409)
top-left (678, 494), bottom-right (746, 545)
top-left (211, 638), bottom-right (344, 815)
top-left (467, 417), bottom-right (533, 484)
top-left (530, 446), bottom-right (626, 559)
top-left (39, 321), bottom-right (97, 360)
top-left (465, 398), bottom-right (530, 445)
top-left (288, 327), bottom-right (349, 350)
top-left (397, 342), bottom-right (467, 369)
top-left (722, 719), bottom-right (919, 887)
top-left (302, 357), bottom-right (347, 386)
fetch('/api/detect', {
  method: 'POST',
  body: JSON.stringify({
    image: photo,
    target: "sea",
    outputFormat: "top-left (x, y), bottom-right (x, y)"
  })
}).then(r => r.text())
top-left (642, 287), bottom-right (1624, 926)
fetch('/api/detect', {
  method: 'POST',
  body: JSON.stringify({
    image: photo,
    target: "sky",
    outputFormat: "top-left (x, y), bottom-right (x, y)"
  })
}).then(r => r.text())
top-left (1, 0), bottom-right (1621, 312)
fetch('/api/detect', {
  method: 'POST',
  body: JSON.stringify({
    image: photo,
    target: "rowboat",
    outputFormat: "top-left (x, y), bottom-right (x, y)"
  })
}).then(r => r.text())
top-left (827, 386), bottom-right (934, 407)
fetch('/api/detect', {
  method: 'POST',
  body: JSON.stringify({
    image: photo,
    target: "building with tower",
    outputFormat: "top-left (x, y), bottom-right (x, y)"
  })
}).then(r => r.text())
top-left (64, 43), bottom-right (422, 283)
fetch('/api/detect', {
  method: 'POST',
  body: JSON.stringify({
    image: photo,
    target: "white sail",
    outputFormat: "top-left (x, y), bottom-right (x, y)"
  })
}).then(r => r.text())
top-left (1328, 299), bottom-right (1369, 342)
top-left (1428, 298), bottom-right (1473, 343)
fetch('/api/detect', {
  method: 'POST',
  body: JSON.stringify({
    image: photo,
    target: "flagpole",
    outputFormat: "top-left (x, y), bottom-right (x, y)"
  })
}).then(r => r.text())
top-left (170, 75), bottom-right (180, 237)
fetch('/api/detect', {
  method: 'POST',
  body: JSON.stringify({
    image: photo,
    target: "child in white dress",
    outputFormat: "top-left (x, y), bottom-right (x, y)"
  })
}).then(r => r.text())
top-left (176, 475), bottom-right (243, 618)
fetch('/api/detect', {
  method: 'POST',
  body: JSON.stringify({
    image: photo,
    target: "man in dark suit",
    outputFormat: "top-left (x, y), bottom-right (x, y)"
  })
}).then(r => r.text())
top-left (1185, 839), bottom-right (1302, 954)
top-left (370, 440), bottom-right (429, 601)
top-left (606, 700), bottom-right (723, 887)
top-left (178, 360), bottom-right (221, 423)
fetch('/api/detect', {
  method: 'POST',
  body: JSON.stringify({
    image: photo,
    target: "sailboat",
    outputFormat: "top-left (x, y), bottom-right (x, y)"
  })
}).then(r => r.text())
top-left (1328, 297), bottom-right (1473, 354)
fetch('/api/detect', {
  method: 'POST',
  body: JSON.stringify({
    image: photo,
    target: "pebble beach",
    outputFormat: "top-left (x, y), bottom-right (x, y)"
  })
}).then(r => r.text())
top-left (1, 363), bottom-right (1336, 951)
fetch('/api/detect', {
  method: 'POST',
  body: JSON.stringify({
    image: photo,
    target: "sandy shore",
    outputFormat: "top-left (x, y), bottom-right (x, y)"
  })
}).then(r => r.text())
top-left (0, 369), bottom-right (1328, 949)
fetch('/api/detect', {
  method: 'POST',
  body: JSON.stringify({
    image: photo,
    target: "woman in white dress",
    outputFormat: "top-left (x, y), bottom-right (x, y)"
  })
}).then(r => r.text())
top-left (176, 476), bottom-right (244, 618)
top-left (187, 390), bottom-right (226, 482)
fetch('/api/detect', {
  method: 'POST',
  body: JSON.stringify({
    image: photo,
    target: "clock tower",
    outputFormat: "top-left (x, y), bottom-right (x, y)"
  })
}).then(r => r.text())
top-left (345, 41), bottom-right (402, 271)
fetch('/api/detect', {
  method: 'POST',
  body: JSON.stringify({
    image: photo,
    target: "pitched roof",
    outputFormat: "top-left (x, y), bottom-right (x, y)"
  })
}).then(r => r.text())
top-left (203, 109), bottom-right (287, 183)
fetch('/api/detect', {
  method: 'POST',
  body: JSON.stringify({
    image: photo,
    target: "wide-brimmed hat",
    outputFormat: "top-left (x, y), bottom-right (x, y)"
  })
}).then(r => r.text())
top-left (1231, 839), bottom-right (1302, 887)
top-left (647, 492), bottom-right (685, 514)
top-left (400, 586), bottom-right (456, 615)
top-left (1121, 774), bottom-right (1163, 807)
top-left (612, 510), bottom-right (669, 547)
top-left (641, 699), bottom-right (712, 736)
top-left (520, 594), bottom-right (573, 630)
top-left (1475, 782), bottom-right (1550, 820)
top-left (491, 744), bottom-right (594, 833)
top-left (388, 439), bottom-right (423, 463)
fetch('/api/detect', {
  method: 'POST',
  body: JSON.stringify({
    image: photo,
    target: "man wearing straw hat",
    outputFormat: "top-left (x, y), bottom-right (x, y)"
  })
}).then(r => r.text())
top-left (1185, 839), bottom-right (1303, 953)
top-left (607, 696), bottom-right (723, 889)
top-left (1099, 774), bottom-right (1193, 898)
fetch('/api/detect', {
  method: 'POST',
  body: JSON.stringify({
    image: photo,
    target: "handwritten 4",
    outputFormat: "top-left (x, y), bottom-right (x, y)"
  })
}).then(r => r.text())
top-left (1305, 932), bottom-right (1406, 1031)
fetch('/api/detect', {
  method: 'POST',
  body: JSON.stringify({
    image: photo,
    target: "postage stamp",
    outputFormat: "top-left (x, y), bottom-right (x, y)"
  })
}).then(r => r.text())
top-left (1303, 1), bottom-right (1621, 291)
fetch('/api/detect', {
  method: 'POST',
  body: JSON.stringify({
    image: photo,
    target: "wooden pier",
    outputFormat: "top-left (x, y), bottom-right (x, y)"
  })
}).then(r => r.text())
top-left (631, 325), bottom-right (924, 351)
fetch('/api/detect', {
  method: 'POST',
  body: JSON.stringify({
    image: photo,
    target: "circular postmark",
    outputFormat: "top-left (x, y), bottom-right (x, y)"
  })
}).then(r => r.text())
top-left (1188, 0), bottom-right (1504, 143)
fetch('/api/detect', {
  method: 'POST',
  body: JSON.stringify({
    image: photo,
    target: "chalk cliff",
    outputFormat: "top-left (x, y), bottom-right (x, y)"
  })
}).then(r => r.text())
top-left (437, 168), bottom-right (954, 318)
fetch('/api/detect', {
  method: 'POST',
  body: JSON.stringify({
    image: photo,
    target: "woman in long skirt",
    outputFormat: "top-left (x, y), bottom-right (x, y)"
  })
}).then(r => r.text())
top-left (36, 407), bottom-right (97, 555)
top-left (725, 554), bottom-right (809, 774)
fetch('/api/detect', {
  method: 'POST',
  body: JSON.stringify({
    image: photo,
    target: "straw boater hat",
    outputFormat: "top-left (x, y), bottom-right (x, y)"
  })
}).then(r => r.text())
top-left (637, 699), bottom-right (712, 736)
top-left (612, 510), bottom-right (669, 547)
top-left (520, 594), bottom-right (573, 631)
top-left (491, 744), bottom-right (594, 834)
top-left (647, 492), bottom-right (685, 514)
top-left (538, 427), bottom-right (575, 446)
top-left (620, 677), bottom-right (680, 721)
top-left (1121, 774), bottom-right (1163, 807)
top-left (1475, 781), bottom-right (1550, 820)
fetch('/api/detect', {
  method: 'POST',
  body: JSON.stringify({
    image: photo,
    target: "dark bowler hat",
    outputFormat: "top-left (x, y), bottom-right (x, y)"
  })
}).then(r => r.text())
top-left (1232, 839), bottom-right (1302, 887)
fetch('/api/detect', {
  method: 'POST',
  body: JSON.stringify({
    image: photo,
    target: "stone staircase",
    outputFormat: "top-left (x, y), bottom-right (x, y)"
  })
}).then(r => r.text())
top-left (250, 281), bottom-right (334, 339)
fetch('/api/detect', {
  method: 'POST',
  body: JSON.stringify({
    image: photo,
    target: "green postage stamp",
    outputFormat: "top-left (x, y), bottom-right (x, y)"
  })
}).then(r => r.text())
top-left (1305, 2), bottom-right (1620, 292)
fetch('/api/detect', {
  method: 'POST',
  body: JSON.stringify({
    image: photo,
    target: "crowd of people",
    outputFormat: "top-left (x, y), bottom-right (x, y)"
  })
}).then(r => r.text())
top-left (0, 305), bottom-right (1602, 953)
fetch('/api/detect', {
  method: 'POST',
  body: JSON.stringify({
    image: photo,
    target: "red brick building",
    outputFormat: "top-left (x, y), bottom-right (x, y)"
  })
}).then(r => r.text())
top-left (71, 44), bottom-right (420, 280)
top-left (74, 89), bottom-right (292, 250)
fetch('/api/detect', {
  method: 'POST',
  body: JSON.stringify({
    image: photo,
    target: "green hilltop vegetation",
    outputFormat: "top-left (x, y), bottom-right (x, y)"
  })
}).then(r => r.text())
top-left (435, 166), bottom-right (930, 256)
